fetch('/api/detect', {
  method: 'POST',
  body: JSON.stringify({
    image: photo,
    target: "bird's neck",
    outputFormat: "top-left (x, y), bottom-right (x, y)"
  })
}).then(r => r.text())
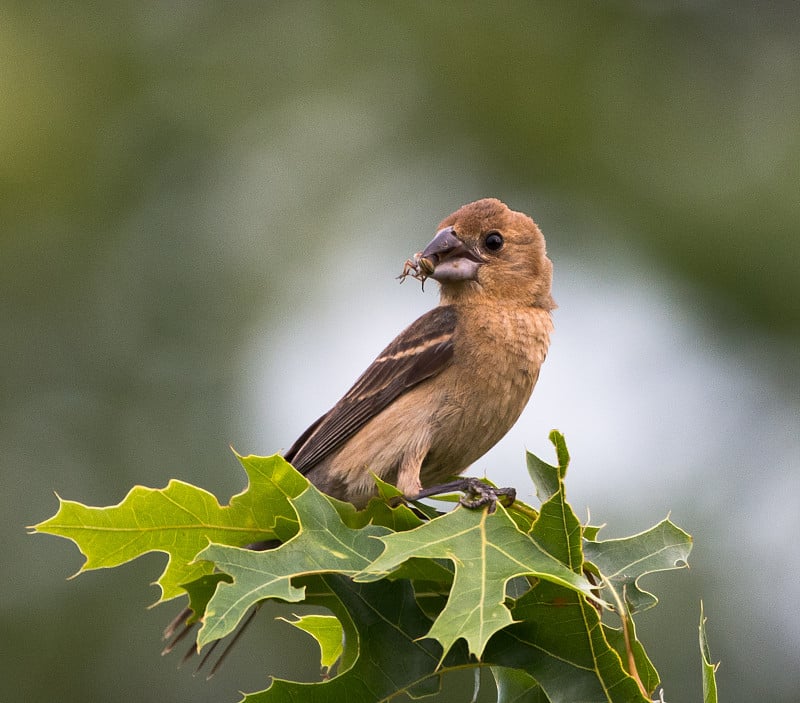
top-left (439, 282), bottom-right (554, 311)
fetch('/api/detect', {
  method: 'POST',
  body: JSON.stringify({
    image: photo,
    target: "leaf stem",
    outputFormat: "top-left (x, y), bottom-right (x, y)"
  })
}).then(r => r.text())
top-left (602, 577), bottom-right (649, 698)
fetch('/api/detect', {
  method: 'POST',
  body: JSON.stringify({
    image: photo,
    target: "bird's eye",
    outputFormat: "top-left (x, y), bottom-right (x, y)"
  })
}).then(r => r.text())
top-left (484, 231), bottom-right (504, 252)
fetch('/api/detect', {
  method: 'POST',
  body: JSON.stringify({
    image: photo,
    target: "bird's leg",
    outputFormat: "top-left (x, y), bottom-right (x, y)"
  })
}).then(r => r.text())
top-left (412, 477), bottom-right (516, 514)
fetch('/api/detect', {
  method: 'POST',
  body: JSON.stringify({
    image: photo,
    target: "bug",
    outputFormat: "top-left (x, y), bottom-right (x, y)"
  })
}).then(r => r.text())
top-left (397, 252), bottom-right (435, 288)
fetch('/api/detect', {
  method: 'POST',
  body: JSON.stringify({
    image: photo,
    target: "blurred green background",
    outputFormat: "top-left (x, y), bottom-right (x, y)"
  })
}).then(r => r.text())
top-left (5, 2), bottom-right (799, 701)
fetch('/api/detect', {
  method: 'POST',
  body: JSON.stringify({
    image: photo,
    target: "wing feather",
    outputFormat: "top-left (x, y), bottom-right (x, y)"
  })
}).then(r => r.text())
top-left (284, 305), bottom-right (457, 473)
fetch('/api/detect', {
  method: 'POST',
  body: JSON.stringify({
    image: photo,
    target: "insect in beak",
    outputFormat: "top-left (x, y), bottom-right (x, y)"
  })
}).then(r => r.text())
top-left (397, 252), bottom-right (435, 289)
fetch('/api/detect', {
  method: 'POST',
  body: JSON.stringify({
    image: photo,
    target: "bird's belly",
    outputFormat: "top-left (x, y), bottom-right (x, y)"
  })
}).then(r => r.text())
top-left (419, 364), bottom-right (536, 486)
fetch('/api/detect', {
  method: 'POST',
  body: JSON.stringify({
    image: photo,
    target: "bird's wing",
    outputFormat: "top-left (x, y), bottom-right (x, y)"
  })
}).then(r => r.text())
top-left (284, 305), bottom-right (457, 473)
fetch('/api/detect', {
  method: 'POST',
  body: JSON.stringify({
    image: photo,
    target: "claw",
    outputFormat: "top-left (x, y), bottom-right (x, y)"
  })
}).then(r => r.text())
top-left (457, 478), bottom-right (516, 514)
top-left (412, 477), bottom-right (516, 514)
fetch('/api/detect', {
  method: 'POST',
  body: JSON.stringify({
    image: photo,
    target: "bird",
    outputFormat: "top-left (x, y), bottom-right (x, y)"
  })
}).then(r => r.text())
top-left (162, 197), bottom-right (555, 668)
top-left (284, 197), bottom-right (555, 506)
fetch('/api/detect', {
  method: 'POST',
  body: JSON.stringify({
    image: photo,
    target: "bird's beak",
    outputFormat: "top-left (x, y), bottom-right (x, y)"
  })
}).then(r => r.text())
top-left (417, 226), bottom-right (483, 283)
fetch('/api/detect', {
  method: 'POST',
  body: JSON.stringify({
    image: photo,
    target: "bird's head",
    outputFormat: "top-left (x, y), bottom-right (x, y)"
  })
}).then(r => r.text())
top-left (414, 198), bottom-right (554, 309)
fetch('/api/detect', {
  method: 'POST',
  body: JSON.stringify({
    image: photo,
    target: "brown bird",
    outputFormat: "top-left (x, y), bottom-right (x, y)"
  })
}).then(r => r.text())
top-left (285, 197), bottom-right (555, 506)
top-left (162, 197), bottom-right (554, 668)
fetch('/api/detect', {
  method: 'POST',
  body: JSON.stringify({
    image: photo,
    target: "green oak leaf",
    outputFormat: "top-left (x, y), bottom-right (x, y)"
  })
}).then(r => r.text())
top-left (196, 483), bottom-right (390, 647)
top-left (383, 556), bottom-right (455, 586)
top-left (529, 470), bottom-right (582, 572)
top-left (31, 453), bottom-right (307, 601)
top-left (526, 429), bottom-right (570, 503)
top-left (583, 524), bottom-right (603, 541)
top-left (603, 619), bottom-right (660, 696)
top-left (487, 580), bottom-right (651, 703)
top-left (181, 573), bottom-right (232, 625)
top-left (491, 667), bottom-right (549, 702)
top-left (247, 575), bottom-right (650, 702)
top-left (332, 477), bottom-right (425, 533)
top-left (357, 502), bottom-right (595, 660)
top-left (244, 575), bottom-right (452, 702)
top-left (33, 431), bottom-right (699, 702)
top-left (583, 519), bottom-right (692, 612)
top-left (278, 614), bottom-right (344, 673)
top-left (699, 603), bottom-right (719, 703)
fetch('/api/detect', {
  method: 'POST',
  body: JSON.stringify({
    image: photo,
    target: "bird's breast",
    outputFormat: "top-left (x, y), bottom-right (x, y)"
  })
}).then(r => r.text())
top-left (420, 304), bottom-right (552, 483)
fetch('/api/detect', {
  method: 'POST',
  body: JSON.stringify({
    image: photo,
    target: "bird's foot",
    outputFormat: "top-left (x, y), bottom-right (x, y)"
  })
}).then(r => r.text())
top-left (457, 477), bottom-right (516, 513)
top-left (412, 477), bottom-right (516, 514)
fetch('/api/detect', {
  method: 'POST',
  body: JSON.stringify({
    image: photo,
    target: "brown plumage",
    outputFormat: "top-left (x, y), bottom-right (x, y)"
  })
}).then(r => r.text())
top-left (286, 197), bottom-right (555, 506)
